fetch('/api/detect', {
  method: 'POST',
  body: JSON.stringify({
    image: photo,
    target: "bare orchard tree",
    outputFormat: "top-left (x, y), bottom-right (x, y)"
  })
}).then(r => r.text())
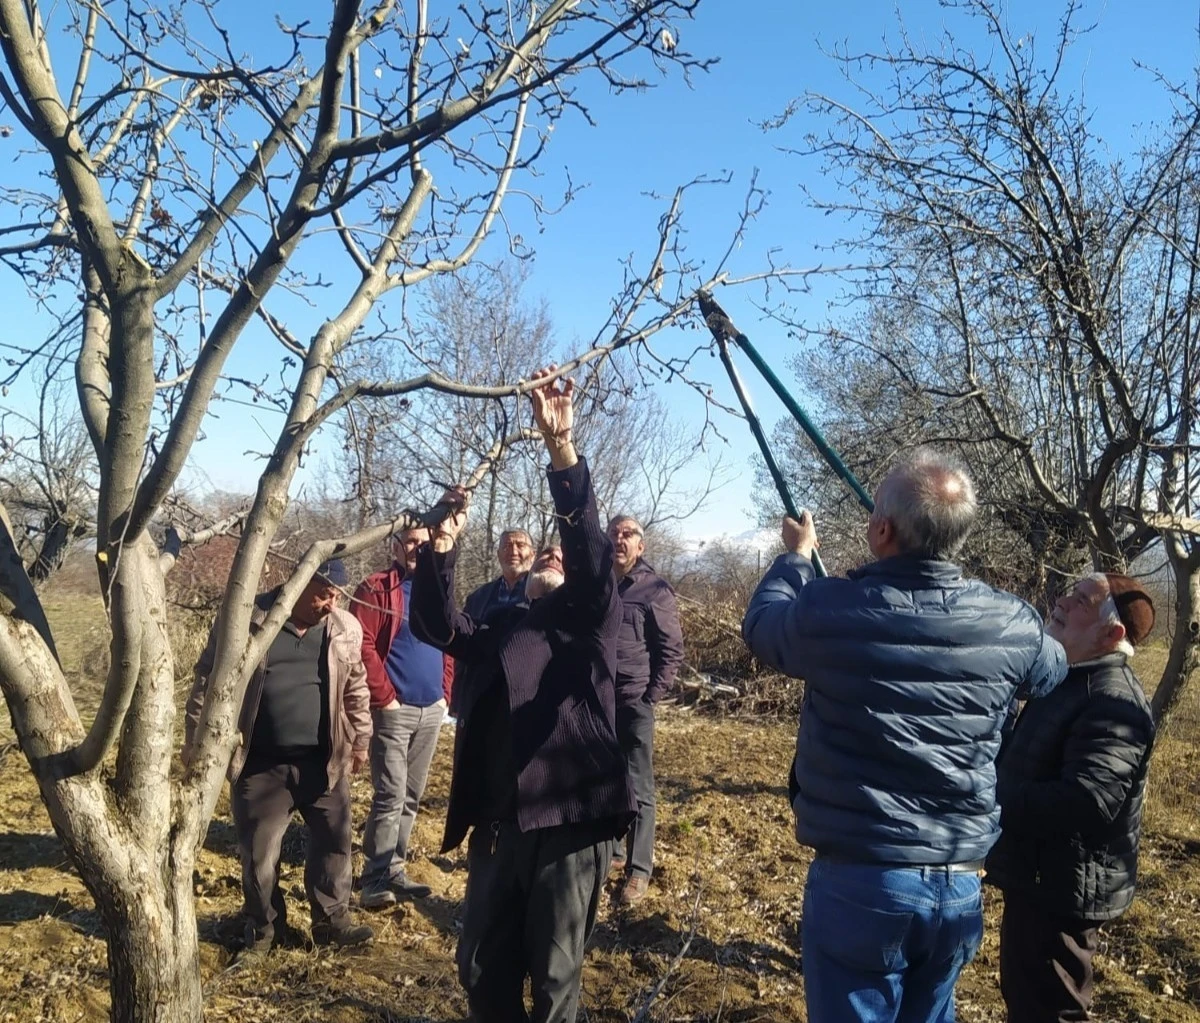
top-left (339, 259), bottom-right (732, 593)
top-left (0, 370), bottom-right (96, 581)
top-left (766, 0), bottom-right (1200, 721)
top-left (761, 303), bottom-right (1094, 597)
top-left (338, 260), bottom-right (555, 586)
top-left (0, 3), bottom-right (806, 1020)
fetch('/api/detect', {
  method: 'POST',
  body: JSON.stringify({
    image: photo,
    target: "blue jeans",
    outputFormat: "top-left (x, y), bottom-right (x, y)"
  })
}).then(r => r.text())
top-left (801, 858), bottom-right (984, 1023)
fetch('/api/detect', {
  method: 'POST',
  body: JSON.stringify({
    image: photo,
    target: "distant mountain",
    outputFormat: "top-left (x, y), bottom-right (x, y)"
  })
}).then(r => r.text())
top-left (684, 526), bottom-right (778, 553)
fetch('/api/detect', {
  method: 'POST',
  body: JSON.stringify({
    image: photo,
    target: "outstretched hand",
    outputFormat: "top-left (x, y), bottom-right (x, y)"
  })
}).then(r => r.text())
top-left (529, 364), bottom-right (575, 437)
top-left (431, 486), bottom-right (469, 552)
top-left (528, 364), bottom-right (578, 469)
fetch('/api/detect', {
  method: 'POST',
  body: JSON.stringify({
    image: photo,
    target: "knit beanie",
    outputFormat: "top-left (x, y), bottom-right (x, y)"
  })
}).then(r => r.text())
top-left (1103, 573), bottom-right (1155, 647)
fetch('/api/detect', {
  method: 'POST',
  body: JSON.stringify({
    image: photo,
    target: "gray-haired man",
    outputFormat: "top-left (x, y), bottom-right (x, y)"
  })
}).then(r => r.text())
top-left (607, 514), bottom-right (683, 906)
top-left (743, 449), bottom-right (1067, 1023)
top-left (464, 529), bottom-right (534, 621)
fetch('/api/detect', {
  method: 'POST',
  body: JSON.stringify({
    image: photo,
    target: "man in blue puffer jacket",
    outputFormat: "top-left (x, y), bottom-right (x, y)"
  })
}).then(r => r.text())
top-left (743, 448), bottom-right (1070, 1023)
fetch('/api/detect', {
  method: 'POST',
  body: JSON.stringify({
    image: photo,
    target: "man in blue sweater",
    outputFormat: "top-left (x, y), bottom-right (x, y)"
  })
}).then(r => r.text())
top-left (742, 448), bottom-right (1070, 1023)
top-left (353, 529), bottom-right (454, 908)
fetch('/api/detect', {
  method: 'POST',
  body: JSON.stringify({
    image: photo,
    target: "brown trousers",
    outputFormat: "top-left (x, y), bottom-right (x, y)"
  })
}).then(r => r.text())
top-left (999, 892), bottom-right (1101, 1023)
top-left (231, 755), bottom-right (352, 939)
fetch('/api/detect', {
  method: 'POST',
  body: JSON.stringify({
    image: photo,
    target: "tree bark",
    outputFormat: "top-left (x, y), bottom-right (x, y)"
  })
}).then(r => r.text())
top-left (1151, 553), bottom-right (1200, 723)
top-left (28, 504), bottom-right (84, 583)
top-left (91, 870), bottom-right (202, 1023)
top-left (1, 566), bottom-right (203, 1023)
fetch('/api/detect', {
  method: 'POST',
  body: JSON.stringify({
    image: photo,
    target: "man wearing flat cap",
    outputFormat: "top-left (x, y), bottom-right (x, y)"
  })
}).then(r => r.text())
top-left (986, 572), bottom-right (1158, 1022)
top-left (184, 559), bottom-right (375, 954)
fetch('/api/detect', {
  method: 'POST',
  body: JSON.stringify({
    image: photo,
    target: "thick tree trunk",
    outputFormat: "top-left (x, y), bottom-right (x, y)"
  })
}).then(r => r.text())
top-left (1151, 557), bottom-right (1200, 723)
top-left (2, 539), bottom-right (208, 1023)
top-left (89, 867), bottom-right (202, 1023)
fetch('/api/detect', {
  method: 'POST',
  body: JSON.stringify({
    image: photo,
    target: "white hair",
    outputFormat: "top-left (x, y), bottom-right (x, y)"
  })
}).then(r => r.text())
top-left (874, 448), bottom-right (978, 559)
top-left (526, 568), bottom-right (564, 599)
top-left (1084, 573), bottom-right (1137, 658)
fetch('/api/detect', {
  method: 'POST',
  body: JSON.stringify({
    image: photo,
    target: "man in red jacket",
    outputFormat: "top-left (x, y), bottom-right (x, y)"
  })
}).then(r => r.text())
top-left (352, 528), bottom-right (454, 907)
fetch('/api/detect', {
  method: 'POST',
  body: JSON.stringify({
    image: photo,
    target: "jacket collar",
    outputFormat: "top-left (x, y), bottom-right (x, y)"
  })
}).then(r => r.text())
top-left (1069, 652), bottom-right (1129, 671)
top-left (619, 557), bottom-right (653, 587)
top-left (497, 572), bottom-right (527, 594)
top-left (849, 554), bottom-right (963, 586)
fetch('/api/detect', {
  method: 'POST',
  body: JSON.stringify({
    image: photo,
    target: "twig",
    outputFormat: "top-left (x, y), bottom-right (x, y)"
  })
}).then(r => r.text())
top-left (630, 887), bottom-right (704, 1023)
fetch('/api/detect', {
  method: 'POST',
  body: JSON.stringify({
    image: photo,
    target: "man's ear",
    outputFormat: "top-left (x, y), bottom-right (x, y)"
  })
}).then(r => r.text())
top-left (1106, 620), bottom-right (1127, 646)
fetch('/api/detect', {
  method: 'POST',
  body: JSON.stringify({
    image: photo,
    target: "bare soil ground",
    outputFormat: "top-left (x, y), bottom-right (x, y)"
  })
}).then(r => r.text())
top-left (1, 599), bottom-right (1198, 1022)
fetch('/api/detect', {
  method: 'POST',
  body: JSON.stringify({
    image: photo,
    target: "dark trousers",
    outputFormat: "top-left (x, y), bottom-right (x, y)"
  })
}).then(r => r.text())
top-left (457, 820), bottom-right (616, 1023)
top-left (231, 756), bottom-right (352, 938)
top-left (999, 893), bottom-right (1100, 1022)
top-left (616, 700), bottom-right (655, 878)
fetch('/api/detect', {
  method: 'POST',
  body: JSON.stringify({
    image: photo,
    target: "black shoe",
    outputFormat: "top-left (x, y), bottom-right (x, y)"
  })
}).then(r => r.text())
top-left (274, 921), bottom-right (306, 949)
top-left (311, 914), bottom-right (374, 948)
top-left (359, 883), bottom-right (398, 909)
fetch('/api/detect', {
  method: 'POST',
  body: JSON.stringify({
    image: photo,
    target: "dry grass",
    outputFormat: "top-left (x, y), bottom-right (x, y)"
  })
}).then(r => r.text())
top-left (0, 600), bottom-right (1197, 1022)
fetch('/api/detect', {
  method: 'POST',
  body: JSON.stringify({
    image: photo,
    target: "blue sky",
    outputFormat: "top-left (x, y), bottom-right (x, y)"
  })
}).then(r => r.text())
top-left (511, 0), bottom-right (1200, 537)
top-left (3, 0), bottom-right (1198, 540)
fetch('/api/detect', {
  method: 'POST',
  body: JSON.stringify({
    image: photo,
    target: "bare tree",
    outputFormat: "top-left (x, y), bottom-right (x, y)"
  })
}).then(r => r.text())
top-left (765, 0), bottom-right (1200, 721)
top-left (0, 371), bottom-right (96, 581)
top-left (0, 3), bottom-right (805, 1020)
top-left (340, 260), bottom-right (732, 593)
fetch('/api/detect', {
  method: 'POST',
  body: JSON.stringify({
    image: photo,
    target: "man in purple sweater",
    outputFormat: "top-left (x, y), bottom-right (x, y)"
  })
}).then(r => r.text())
top-left (607, 515), bottom-right (684, 906)
top-left (409, 365), bottom-right (635, 1023)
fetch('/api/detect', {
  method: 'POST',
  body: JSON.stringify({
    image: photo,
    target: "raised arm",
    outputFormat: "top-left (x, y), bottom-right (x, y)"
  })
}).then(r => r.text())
top-left (409, 495), bottom-right (493, 663)
top-left (741, 513), bottom-right (821, 676)
top-left (529, 364), bottom-right (615, 613)
top-left (1016, 610), bottom-right (1069, 700)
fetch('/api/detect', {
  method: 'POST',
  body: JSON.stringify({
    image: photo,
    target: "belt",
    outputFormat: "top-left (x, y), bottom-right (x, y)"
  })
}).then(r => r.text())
top-left (818, 855), bottom-right (986, 874)
top-left (937, 860), bottom-right (986, 874)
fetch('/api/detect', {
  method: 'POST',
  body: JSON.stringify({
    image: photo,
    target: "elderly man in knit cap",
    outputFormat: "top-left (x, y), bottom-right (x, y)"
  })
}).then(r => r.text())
top-left (986, 572), bottom-right (1157, 1022)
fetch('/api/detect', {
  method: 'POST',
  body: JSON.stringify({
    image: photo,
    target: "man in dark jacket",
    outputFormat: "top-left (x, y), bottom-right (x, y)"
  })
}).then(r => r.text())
top-left (352, 528), bottom-right (454, 907)
top-left (606, 514), bottom-right (684, 906)
top-left (463, 528), bottom-right (533, 620)
top-left (409, 365), bottom-right (636, 1023)
top-left (986, 573), bottom-right (1156, 1022)
top-left (742, 448), bottom-right (1069, 1023)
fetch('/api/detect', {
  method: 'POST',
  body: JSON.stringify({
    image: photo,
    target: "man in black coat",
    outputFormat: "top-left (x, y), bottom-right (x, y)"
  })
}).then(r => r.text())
top-left (409, 364), bottom-right (635, 1023)
top-left (986, 572), bottom-right (1157, 1022)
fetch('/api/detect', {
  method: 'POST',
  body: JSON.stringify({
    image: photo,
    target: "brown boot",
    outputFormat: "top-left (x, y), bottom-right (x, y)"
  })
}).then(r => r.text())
top-left (311, 913), bottom-right (374, 948)
top-left (617, 875), bottom-right (649, 907)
